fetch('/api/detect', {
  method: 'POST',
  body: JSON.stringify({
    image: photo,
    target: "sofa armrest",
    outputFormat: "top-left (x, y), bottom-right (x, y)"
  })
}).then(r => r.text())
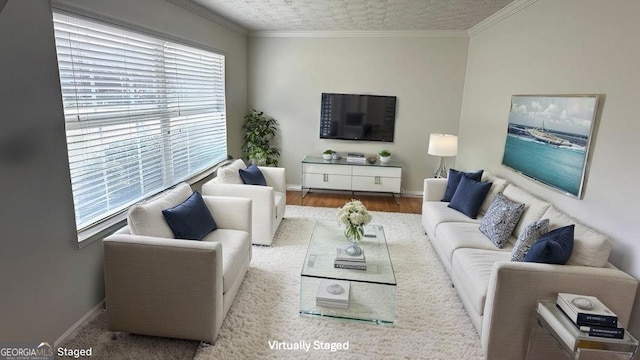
top-left (423, 178), bottom-right (448, 201)
top-left (482, 261), bottom-right (638, 360)
top-left (103, 234), bottom-right (223, 342)
top-left (258, 166), bottom-right (286, 193)
top-left (202, 195), bottom-right (252, 234)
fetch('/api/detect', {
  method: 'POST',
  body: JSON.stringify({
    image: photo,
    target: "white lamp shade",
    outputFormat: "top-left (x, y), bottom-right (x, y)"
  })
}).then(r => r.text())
top-left (428, 133), bottom-right (458, 157)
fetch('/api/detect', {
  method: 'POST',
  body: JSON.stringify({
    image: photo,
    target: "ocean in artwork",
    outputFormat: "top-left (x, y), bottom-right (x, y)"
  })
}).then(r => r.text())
top-left (502, 125), bottom-right (587, 196)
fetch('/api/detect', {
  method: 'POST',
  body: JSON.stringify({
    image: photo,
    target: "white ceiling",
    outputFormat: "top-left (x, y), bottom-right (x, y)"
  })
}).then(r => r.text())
top-left (188, 0), bottom-right (515, 32)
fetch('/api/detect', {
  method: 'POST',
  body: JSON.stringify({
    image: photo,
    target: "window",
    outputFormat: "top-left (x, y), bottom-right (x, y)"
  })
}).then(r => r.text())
top-left (52, 11), bottom-right (227, 233)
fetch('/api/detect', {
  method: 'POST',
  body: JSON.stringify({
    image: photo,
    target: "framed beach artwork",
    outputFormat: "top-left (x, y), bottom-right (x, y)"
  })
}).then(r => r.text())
top-left (502, 94), bottom-right (600, 199)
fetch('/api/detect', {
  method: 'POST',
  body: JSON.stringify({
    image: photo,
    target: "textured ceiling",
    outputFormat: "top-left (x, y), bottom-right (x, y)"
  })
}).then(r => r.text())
top-left (190, 0), bottom-right (514, 32)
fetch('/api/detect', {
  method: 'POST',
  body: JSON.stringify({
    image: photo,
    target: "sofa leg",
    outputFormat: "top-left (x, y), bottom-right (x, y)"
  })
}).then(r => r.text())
top-left (110, 332), bottom-right (118, 340)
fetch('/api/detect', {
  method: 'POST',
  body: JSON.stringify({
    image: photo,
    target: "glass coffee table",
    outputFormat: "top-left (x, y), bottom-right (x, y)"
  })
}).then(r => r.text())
top-left (300, 220), bottom-right (396, 325)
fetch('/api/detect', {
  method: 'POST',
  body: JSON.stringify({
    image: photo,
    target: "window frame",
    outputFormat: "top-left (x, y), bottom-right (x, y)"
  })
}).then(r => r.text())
top-left (51, 5), bottom-right (230, 247)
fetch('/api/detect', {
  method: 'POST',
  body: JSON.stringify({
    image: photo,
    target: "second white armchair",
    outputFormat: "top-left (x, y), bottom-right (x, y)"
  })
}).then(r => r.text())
top-left (202, 159), bottom-right (286, 246)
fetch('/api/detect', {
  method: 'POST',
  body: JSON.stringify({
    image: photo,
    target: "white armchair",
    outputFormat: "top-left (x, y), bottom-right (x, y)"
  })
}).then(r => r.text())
top-left (202, 160), bottom-right (286, 246)
top-left (103, 183), bottom-right (252, 344)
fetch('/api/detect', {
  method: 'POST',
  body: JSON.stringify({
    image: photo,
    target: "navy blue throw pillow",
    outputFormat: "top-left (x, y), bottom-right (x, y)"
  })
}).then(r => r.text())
top-left (442, 169), bottom-right (483, 202)
top-left (524, 225), bottom-right (575, 265)
top-left (239, 164), bottom-right (267, 186)
top-left (162, 191), bottom-right (217, 240)
top-left (447, 176), bottom-right (492, 219)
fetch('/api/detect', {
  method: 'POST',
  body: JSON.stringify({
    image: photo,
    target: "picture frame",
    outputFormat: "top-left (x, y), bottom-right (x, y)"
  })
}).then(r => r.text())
top-left (502, 94), bottom-right (600, 199)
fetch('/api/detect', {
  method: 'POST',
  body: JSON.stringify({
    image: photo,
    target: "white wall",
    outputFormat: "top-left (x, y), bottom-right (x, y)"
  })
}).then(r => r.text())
top-left (0, 0), bottom-right (246, 343)
top-left (248, 36), bottom-right (469, 192)
top-left (458, 0), bottom-right (640, 333)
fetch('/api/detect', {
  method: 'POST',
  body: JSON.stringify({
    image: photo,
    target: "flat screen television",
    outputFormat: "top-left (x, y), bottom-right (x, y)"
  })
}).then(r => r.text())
top-left (319, 93), bottom-right (396, 142)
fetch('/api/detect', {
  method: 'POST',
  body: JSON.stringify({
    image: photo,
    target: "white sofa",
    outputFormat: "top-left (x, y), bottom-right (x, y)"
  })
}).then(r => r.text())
top-left (422, 172), bottom-right (638, 360)
top-left (202, 159), bottom-right (286, 246)
top-left (103, 183), bottom-right (252, 344)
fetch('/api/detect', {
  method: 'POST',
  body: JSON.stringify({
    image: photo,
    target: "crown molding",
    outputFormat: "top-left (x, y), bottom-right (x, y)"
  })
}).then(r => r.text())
top-left (250, 30), bottom-right (469, 38)
top-left (468, 0), bottom-right (538, 37)
top-left (165, 0), bottom-right (248, 35)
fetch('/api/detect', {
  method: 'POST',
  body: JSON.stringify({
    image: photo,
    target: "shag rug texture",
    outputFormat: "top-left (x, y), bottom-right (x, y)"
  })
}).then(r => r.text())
top-left (195, 205), bottom-right (483, 360)
top-left (60, 205), bottom-right (484, 359)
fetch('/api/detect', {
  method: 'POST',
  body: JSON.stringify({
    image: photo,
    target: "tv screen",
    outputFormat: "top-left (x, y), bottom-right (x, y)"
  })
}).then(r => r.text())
top-left (319, 93), bottom-right (396, 142)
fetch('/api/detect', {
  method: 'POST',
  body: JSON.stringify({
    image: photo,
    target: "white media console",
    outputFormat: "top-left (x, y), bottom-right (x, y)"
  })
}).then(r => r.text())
top-left (301, 155), bottom-right (402, 200)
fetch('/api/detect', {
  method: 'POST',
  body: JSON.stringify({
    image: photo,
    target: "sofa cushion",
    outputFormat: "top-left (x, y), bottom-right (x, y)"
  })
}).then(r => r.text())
top-left (422, 202), bottom-right (481, 236)
top-left (502, 184), bottom-right (551, 236)
top-left (217, 159), bottom-right (246, 184)
top-left (511, 219), bottom-right (550, 261)
top-left (434, 222), bottom-right (513, 266)
top-left (202, 229), bottom-right (251, 294)
top-left (442, 169), bottom-right (483, 202)
top-left (541, 206), bottom-right (612, 267)
top-left (479, 193), bottom-right (525, 248)
top-left (448, 176), bottom-right (492, 219)
top-left (479, 172), bottom-right (509, 214)
top-left (525, 225), bottom-right (574, 265)
top-left (128, 183), bottom-right (193, 238)
top-left (162, 191), bottom-right (217, 240)
top-left (452, 248), bottom-right (511, 316)
top-left (239, 164), bottom-right (267, 186)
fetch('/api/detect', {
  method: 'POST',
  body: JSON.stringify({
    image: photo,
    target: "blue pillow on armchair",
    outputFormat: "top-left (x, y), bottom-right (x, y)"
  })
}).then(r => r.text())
top-left (239, 164), bottom-right (267, 186)
top-left (447, 175), bottom-right (492, 219)
top-left (162, 191), bottom-right (217, 240)
top-left (442, 169), bottom-right (484, 202)
top-left (524, 225), bottom-right (574, 265)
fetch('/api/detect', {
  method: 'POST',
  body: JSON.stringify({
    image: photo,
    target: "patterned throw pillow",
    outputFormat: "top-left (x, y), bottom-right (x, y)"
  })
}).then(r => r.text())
top-left (479, 193), bottom-right (525, 248)
top-left (511, 219), bottom-right (550, 261)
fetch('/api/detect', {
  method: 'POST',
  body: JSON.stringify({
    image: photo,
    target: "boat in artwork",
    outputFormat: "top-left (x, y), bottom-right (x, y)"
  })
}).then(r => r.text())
top-left (526, 127), bottom-right (572, 146)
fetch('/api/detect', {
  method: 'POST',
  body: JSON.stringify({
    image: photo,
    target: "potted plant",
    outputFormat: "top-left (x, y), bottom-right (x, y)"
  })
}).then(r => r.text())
top-left (323, 149), bottom-right (334, 160)
top-left (242, 109), bottom-right (280, 166)
top-left (379, 149), bottom-right (391, 163)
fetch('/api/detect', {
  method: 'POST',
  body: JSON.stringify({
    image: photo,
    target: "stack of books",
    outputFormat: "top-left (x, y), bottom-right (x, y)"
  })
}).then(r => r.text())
top-left (316, 279), bottom-right (350, 309)
top-left (334, 246), bottom-right (367, 270)
top-left (556, 293), bottom-right (625, 339)
top-left (346, 152), bottom-right (366, 164)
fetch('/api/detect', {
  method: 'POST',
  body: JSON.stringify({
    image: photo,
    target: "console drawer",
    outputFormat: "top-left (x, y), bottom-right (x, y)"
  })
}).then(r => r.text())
top-left (303, 163), bottom-right (352, 175)
top-left (303, 173), bottom-right (352, 190)
top-left (352, 166), bottom-right (401, 178)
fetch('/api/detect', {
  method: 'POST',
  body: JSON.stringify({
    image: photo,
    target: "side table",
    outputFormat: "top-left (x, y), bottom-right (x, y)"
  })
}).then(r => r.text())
top-left (527, 301), bottom-right (639, 360)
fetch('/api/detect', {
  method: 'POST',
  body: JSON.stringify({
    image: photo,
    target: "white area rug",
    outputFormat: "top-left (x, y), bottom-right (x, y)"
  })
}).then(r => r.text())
top-left (195, 205), bottom-right (484, 360)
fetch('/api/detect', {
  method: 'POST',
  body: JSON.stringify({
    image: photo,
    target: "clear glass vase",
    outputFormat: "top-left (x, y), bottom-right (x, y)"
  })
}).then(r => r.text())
top-left (344, 224), bottom-right (364, 256)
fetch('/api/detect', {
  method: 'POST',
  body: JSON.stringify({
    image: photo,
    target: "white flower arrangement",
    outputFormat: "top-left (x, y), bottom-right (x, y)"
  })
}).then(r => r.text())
top-left (337, 199), bottom-right (372, 242)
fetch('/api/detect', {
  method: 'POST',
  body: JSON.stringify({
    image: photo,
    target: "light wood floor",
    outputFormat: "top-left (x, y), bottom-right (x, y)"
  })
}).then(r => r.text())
top-left (286, 190), bottom-right (422, 214)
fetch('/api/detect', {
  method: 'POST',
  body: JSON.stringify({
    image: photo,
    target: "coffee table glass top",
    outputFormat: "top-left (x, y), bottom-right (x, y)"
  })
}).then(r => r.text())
top-left (301, 220), bottom-right (396, 285)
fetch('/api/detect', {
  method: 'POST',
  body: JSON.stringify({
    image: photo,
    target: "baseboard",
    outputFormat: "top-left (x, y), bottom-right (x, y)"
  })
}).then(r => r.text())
top-left (55, 300), bottom-right (105, 347)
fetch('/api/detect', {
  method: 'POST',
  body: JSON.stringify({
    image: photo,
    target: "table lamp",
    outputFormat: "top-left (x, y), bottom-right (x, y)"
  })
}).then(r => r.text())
top-left (428, 133), bottom-right (458, 178)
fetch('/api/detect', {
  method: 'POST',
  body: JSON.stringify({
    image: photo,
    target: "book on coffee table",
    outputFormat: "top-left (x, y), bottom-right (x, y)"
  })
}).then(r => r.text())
top-left (316, 279), bottom-right (350, 309)
top-left (336, 247), bottom-right (366, 262)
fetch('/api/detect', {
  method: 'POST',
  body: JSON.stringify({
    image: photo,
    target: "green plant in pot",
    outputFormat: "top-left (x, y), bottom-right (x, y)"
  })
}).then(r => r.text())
top-left (242, 109), bottom-right (280, 166)
top-left (323, 149), bottom-right (334, 160)
top-left (379, 149), bottom-right (391, 163)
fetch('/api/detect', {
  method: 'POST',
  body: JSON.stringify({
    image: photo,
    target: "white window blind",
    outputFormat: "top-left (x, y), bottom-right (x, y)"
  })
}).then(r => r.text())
top-left (52, 11), bottom-right (227, 231)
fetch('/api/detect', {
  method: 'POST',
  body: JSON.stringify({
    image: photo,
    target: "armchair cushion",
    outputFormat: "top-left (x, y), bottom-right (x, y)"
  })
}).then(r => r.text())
top-left (128, 183), bottom-right (193, 238)
top-left (202, 229), bottom-right (251, 293)
top-left (162, 191), bottom-right (217, 240)
top-left (217, 159), bottom-right (246, 184)
top-left (239, 164), bottom-right (267, 186)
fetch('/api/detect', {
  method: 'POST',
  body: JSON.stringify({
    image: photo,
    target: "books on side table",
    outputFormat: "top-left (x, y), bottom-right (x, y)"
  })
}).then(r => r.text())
top-left (334, 246), bottom-right (367, 270)
top-left (346, 152), bottom-right (366, 164)
top-left (316, 279), bottom-right (350, 309)
top-left (556, 293), bottom-right (624, 339)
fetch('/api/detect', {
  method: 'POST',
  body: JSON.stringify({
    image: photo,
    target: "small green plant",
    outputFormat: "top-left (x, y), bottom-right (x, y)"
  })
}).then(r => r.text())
top-left (323, 149), bottom-right (334, 154)
top-left (242, 109), bottom-right (280, 166)
top-left (379, 149), bottom-right (391, 157)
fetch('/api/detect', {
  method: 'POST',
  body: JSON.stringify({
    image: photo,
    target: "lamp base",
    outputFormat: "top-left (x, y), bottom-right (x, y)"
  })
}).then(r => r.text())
top-left (434, 157), bottom-right (448, 178)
